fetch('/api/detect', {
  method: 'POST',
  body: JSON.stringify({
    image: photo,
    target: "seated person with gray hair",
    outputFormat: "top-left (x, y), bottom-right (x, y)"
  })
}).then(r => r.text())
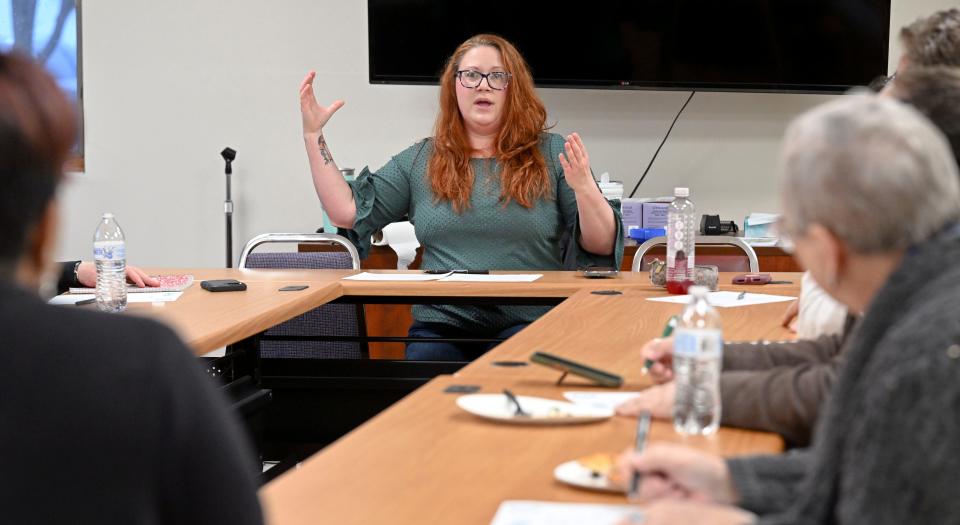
top-left (617, 93), bottom-right (960, 524)
top-left (618, 8), bottom-right (960, 448)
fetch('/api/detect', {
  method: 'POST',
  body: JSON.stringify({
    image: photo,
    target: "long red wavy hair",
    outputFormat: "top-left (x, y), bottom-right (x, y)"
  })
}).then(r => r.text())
top-left (428, 34), bottom-right (551, 212)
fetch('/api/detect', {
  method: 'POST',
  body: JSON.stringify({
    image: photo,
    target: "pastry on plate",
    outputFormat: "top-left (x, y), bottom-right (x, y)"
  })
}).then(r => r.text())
top-left (576, 453), bottom-right (624, 486)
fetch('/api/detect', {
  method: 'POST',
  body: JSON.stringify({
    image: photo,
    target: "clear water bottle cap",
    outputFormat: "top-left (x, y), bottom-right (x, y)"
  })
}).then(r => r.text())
top-left (102, 212), bottom-right (114, 219)
top-left (674, 187), bottom-right (690, 198)
top-left (688, 285), bottom-right (709, 298)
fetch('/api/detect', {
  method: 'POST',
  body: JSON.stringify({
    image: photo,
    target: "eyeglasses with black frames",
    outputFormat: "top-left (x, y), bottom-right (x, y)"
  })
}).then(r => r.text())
top-left (456, 70), bottom-right (512, 90)
top-left (867, 71), bottom-right (896, 93)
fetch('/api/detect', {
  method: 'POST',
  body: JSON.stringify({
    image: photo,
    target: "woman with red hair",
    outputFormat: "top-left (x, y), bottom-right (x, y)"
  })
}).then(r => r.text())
top-left (299, 34), bottom-right (622, 360)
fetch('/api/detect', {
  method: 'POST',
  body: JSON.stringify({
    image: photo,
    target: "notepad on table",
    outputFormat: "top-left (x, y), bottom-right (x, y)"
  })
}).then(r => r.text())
top-left (49, 292), bottom-right (183, 305)
top-left (490, 500), bottom-right (642, 525)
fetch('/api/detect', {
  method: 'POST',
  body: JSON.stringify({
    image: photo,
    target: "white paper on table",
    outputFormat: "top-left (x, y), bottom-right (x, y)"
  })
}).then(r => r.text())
top-left (490, 501), bottom-right (643, 525)
top-left (48, 294), bottom-right (95, 305)
top-left (342, 272), bottom-right (541, 283)
top-left (646, 291), bottom-right (795, 308)
top-left (563, 391), bottom-right (641, 412)
top-left (342, 272), bottom-right (451, 282)
top-left (49, 291), bottom-right (183, 305)
top-left (127, 292), bottom-right (182, 303)
top-left (442, 273), bottom-right (542, 283)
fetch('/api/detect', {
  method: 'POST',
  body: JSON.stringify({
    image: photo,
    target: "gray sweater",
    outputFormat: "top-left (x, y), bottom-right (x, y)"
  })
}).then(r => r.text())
top-left (721, 317), bottom-right (856, 447)
top-left (727, 228), bottom-right (960, 523)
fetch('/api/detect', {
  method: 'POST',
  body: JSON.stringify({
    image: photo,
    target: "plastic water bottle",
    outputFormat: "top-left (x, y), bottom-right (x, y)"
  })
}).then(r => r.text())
top-left (672, 286), bottom-right (723, 435)
top-left (666, 187), bottom-right (696, 294)
top-left (93, 213), bottom-right (127, 312)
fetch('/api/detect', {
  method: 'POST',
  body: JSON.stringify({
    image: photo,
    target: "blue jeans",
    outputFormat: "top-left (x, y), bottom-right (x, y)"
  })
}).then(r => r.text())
top-left (405, 321), bottom-right (529, 361)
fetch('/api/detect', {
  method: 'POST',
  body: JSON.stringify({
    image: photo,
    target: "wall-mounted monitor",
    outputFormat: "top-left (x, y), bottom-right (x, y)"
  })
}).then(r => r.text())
top-left (368, 0), bottom-right (891, 94)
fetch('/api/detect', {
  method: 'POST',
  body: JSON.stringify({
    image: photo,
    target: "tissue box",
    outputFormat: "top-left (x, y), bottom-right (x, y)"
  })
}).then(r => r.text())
top-left (744, 212), bottom-right (779, 238)
top-left (642, 201), bottom-right (670, 229)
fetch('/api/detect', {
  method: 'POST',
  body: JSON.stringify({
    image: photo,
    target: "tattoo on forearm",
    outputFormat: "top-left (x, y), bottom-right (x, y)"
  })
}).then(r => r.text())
top-left (318, 135), bottom-right (333, 165)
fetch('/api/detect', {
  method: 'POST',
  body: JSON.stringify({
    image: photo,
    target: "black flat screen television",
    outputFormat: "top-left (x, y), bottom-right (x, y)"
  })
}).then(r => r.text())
top-left (368, 0), bottom-right (891, 94)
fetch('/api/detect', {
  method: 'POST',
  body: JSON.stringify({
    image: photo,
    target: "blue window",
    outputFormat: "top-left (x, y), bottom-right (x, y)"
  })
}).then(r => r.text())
top-left (0, 0), bottom-right (82, 156)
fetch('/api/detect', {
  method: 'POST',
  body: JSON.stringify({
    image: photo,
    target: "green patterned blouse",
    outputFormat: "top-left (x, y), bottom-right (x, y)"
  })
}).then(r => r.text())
top-left (343, 132), bottom-right (624, 334)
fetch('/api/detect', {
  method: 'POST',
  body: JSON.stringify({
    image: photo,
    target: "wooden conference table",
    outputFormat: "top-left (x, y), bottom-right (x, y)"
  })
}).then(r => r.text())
top-left (132, 269), bottom-right (800, 524)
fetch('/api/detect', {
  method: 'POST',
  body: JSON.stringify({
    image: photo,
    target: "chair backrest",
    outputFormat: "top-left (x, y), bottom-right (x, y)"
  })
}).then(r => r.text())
top-left (239, 233), bottom-right (360, 270)
top-left (238, 233), bottom-right (366, 359)
top-left (631, 236), bottom-right (760, 273)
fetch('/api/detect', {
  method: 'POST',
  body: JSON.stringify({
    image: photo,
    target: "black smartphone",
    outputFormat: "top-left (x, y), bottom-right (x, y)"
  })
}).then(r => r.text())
top-left (582, 266), bottom-right (619, 278)
top-left (530, 351), bottom-right (623, 387)
top-left (443, 384), bottom-right (481, 394)
top-left (200, 279), bottom-right (247, 292)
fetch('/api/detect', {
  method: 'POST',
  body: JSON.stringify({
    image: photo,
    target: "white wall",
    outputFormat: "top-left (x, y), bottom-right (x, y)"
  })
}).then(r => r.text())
top-left (56, 0), bottom-right (960, 266)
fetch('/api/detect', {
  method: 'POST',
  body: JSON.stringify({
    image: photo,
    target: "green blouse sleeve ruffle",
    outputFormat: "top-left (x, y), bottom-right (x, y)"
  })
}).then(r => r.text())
top-left (339, 168), bottom-right (377, 260)
top-left (339, 143), bottom-right (419, 260)
top-left (570, 200), bottom-right (625, 270)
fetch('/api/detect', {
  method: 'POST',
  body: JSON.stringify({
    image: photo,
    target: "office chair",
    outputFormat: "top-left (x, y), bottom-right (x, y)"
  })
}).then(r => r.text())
top-left (632, 235), bottom-right (760, 273)
top-left (238, 233), bottom-right (368, 359)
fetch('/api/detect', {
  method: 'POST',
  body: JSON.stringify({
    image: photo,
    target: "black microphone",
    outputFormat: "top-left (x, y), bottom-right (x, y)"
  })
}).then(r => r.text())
top-left (221, 147), bottom-right (236, 174)
top-left (221, 147), bottom-right (236, 267)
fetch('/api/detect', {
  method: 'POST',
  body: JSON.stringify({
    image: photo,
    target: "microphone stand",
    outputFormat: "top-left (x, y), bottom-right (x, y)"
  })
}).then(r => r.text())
top-left (221, 147), bottom-right (236, 268)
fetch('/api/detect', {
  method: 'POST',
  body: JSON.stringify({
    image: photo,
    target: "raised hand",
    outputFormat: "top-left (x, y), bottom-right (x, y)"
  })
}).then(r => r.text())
top-left (558, 132), bottom-right (595, 193)
top-left (299, 71), bottom-right (345, 136)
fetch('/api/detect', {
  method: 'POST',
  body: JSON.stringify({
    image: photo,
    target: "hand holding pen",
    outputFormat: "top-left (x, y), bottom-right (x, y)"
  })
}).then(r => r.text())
top-left (640, 315), bottom-right (679, 383)
top-left (617, 442), bottom-right (741, 506)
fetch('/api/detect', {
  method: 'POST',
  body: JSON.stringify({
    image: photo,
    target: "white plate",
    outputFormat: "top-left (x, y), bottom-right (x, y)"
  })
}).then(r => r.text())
top-left (455, 394), bottom-right (613, 424)
top-left (554, 459), bottom-right (624, 493)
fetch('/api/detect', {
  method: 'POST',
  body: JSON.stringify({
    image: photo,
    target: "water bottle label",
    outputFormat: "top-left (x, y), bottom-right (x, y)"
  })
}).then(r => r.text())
top-left (674, 329), bottom-right (723, 358)
top-left (94, 241), bottom-right (126, 262)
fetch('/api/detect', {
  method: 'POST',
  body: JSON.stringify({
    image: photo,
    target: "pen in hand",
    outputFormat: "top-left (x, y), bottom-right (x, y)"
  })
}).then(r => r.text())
top-left (628, 410), bottom-right (652, 501)
top-left (641, 315), bottom-right (679, 375)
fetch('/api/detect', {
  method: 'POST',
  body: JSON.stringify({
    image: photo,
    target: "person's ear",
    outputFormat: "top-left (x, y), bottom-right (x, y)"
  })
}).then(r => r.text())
top-left (806, 223), bottom-right (846, 289)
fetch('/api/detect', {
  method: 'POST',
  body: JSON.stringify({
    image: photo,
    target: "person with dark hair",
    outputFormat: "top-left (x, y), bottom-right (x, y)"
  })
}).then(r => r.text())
top-left (0, 51), bottom-right (263, 524)
top-left (299, 34), bottom-right (623, 360)
top-left (890, 66), bottom-right (960, 161)
top-left (899, 7), bottom-right (960, 69)
top-left (869, 8), bottom-right (960, 94)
